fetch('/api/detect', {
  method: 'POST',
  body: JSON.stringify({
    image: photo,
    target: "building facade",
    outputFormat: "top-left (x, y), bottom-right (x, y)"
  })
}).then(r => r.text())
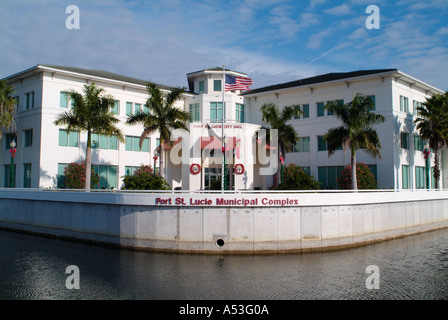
top-left (1, 65), bottom-right (446, 190)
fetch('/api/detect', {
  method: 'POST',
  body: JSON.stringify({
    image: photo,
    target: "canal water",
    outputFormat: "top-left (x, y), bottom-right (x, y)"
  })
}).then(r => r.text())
top-left (0, 228), bottom-right (447, 300)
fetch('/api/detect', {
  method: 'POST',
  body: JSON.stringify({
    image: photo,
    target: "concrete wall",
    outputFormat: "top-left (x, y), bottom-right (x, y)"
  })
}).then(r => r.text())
top-left (0, 189), bottom-right (447, 254)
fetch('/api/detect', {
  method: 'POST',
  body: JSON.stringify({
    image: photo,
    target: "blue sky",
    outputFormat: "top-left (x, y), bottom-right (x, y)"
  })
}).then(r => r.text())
top-left (1, 0), bottom-right (447, 91)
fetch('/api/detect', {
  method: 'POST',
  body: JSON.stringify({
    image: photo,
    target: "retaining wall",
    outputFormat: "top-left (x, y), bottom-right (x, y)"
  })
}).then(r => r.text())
top-left (0, 189), bottom-right (447, 253)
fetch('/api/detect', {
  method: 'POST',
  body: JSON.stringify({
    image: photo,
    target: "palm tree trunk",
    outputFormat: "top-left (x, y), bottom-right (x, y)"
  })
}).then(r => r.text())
top-left (351, 144), bottom-right (357, 190)
top-left (159, 142), bottom-right (164, 178)
top-left (85, 131), bottom-right (92, 190)
top-left (434, 148), bottom-right (440, 189)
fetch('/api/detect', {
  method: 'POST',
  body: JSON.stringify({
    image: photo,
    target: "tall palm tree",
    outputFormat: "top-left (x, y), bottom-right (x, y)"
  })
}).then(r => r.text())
top-left (324, 94), bottom-right (385, 190)
top-left (0, 80), bottom-right (16, 138)
top-left (54, 83), bottom-right (124, 189)
top-left (260, 103), bottom-right (301, 185)
top-left (126, 82), bottom-right (189, 178)
top-left (414, 92), bottom-right (448, 189)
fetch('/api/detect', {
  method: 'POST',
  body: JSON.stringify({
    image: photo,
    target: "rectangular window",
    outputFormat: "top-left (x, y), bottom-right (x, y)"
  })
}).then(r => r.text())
top-left (57, 163), bottom-right (68, 188)
top-left (5, 133), bottom-right (17, 150)
top-left (125, 166), bottom-right (140, 176)
top-left (415, 166), bottom-right (425, 189)
top-left (294, 104), bottom-right (310, 119)
top-left (126, 102), bottom-right (133, 116)
top-left (4, 164), bottom-right (16, 188)
top-left (367, 95), bottom-right (376, 110)
top-left (401, 132), bottom-right (409, 149)
top-left (95, 134), bottom-right (118, 150)
top-left (60, 92), bottom-right (69, 108)
top-left (199, 81), bottom-right (205, 93)
top-left (294, 137), bottom-right (310, 152)
top-left (13, 96), bottom-right (19, 112)
top-left (25, 91), bottom-right (34, 109)
top-left (111, 100), bottom-right (119, 115)
top-left (58, 129), bottom-right (79, 147)
top-left (125, 136), bottom-right (150, 152)
top-left (413, 100), bottom-right (422, 116)
top-left (23, 163), bottom-right (32, 188)
top-left (368, 165), bottom-right (378, 181)
top-left (92, 165), bottom-right (118, 189)
top-left (236, 103), bottom-right (245, 123)
top-left (402, 165), bottom-right (410, 189)
top-left (210, 102), bottom-right (223, 123)
top-left (317, 136), bottom-right (327, 151)
top-left (135, 103), bottom-right (142, 114)
top-left (214, 80), bottom-right (222, 92)
top-left (302, 167), bottom-right (311, 175)
top-left (317, 102), bottom-right (325, 117)
top-left (24, 129), bottom-right (33, 147)
top-left (189, 103), bottom-right (200, 122)
top-left (414, 135), bottom-right (425, 152)
top-left (400, 95), bottom-right (409, 113)
top-left (318, 166), bottom-right (344, 189)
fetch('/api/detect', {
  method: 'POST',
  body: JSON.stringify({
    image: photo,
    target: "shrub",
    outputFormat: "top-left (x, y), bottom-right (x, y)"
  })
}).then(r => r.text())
top-left (64, 162), bottom-right (100, 189)
top-left (275, 164), bottom-right (321, 190)
top-left (122, 165), bottom-right (170, 190)
top-left (337, 162), bottom-right (377, 189)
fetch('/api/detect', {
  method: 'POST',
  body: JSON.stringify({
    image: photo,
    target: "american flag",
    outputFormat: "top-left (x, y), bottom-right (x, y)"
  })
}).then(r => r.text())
top-left (225, 74), bottom-right (253, 92)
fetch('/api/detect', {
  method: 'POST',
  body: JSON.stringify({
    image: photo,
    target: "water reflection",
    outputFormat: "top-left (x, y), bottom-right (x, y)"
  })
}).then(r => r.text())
top-left (0, 228), bottom-right (447, 300)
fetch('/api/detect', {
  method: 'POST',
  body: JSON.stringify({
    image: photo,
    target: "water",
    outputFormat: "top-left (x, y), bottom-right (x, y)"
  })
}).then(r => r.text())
top-left (0, 228), bottom-right (447, 300)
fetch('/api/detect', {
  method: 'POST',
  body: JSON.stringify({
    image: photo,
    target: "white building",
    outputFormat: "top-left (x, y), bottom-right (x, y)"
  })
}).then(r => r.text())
top-left (1, 65), bottom-right (446, 190)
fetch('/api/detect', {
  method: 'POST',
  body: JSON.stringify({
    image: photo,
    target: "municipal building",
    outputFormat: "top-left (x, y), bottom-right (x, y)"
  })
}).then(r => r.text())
top-left (1, 65), bottom-right (447, 190)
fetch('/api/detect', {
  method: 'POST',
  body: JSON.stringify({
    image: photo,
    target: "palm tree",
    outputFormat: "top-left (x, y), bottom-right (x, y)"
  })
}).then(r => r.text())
top-left (324, 94), bottom-right (385, 190)
top-left (414, 92), bottom-right (448, 189)
top-left (260, 103), bottom-right (301, 185)
top-left (0, 80), bottom-right (16, 138)
top-left (126, 82), bottom-right (189, 178)
top-left (54, 83), bottom-right (124, 189)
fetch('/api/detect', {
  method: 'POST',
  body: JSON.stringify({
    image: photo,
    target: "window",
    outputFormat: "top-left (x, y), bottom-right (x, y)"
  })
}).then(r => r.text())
top-left (317, 136), bottom-right (327, 151)
top-left (92, 165), bottom-right (118, 189)
top-left (415, 166), bottom-right (426, 189)
top-left (236, 103), bottom-right (245, 123)
top-left (367, 95), bottom-right (376, 110)
top-left (400, 95), bottom-right (409, 113)
top-left (213, 80), bottom-right (222, 92)
top-left (402, 165), bottom-right (410, 189)
top-left (294, 104), bottom-right (309, 119)
top-left (110, 100), bottom-right (119, 115)
top-left (57, 163), bottom-right (68, 188)
top-left (318, 166), bottom-right (344, 189)
top-left (91, 133), bottom-right (118, 150)
top-left (13, 96), bottom-right (19, 112)
top-left (317, 102), bottom-right (325, 117)
top-left (210, 102), bottom-right (223, 123)
top-left (23, 163), bottom-right (32, 188)
top-left (58, 129), bottom-right (79, 147)
top-left (126, 102), bottom-right (133, 116)
top-left (60, 92), bottom-right (69, 108)
top-left (401, 132), bottom-right (409, 149)
top-left (326, 100), bottom-right (343, 116)
top-left (24, 129), bottom-right (33, 147)
top-left (25, 92), bottom-right (34, 109)
top-left (4, 165), bottom-right (16, 188)
top-left (125, 136), bottom-right (150, 152)
top-left (189, 103), bottom-right (200, 122)
top-left (414, 135), bottom-right (425, 152)
top-left (125, 166), bottom-right (140, 176)
top-left (5, 133), bottom-right (17, 150)
top-left (413, 100), bottom-right (422, 116)
top-left (199, 81), bottom-right (205, 93)
top-left (294, 137), bottom-right (310, 152)
top-left (302, 167), bottom-right (311, 175)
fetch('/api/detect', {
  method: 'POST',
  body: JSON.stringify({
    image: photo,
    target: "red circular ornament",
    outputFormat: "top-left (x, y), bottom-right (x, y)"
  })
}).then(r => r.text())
top-left (234, 164), bottom-right (245, 175)
top-left (190, 163), bottom-right (201, 175)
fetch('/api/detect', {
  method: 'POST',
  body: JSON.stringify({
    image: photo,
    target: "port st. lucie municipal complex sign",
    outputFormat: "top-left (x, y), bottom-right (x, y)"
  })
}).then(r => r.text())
top-left (154, 195), bottom-right (300, 207)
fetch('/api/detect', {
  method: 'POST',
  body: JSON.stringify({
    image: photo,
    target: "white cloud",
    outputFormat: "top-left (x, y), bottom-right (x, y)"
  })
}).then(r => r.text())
top-left (307, 29), bottom-right (332, 50)
top-left (324, 4), bottom-right (352, 15)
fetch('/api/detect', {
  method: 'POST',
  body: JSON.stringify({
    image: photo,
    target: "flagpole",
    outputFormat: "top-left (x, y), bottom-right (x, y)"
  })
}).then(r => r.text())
top-left (222, 65), bottom-right (225, 192)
